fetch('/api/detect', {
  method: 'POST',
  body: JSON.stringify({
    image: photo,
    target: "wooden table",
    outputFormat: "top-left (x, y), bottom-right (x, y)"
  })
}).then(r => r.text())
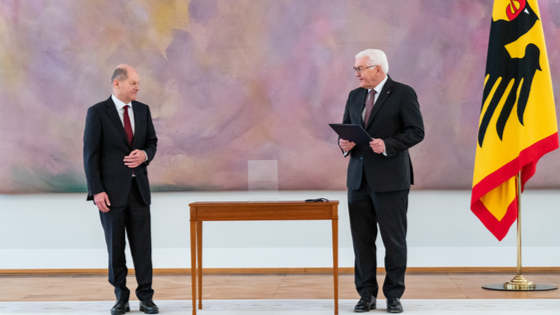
top-left (189, 200), bottom-right (339, 315)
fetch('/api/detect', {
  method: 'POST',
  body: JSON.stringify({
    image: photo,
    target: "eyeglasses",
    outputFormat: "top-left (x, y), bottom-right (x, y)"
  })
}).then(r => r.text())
top-left (353, 65), bottom-right (376, 74)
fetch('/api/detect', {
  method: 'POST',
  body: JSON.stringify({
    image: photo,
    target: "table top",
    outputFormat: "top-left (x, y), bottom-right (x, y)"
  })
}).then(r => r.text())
top-left (189, 200), bottom-right (339, 206)
top-left (189, 200), bottom-right (339, 221)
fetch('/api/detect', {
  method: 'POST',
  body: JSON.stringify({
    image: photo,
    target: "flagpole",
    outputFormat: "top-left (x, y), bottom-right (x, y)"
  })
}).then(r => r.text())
top-left (482, 171), bottom-right (557, 291)
top-left (502, 171), bottom-right (535, 290)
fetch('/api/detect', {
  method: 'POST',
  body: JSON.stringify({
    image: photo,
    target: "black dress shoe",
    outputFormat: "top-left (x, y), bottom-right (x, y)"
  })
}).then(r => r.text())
top-left (354, 294), bottom-right (376, 312)
top-left (111, 300), bottom-right (130, 315)
top-left (386, 297), bottom-right (403, 313)
top-left (139, 299), bottom-right (159, 314)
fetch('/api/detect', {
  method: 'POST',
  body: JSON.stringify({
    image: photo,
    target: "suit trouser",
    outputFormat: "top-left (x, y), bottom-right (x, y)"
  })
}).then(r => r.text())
top-left (348, 174), bottom-right (409, 299)
top-left (99, 178), bottom-right (154, 301)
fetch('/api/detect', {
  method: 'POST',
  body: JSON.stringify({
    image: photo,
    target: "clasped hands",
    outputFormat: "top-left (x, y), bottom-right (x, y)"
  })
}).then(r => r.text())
top-left (94, 150), bottom-right (146, 212)
top-left (339, 138), bottom-right (385, 154)
top-left (124, 149), bottom-right (146, 168)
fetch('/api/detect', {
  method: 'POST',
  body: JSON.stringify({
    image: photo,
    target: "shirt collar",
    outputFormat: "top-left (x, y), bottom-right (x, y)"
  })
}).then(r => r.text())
top-left (111, 94), bottom-right (131, 111)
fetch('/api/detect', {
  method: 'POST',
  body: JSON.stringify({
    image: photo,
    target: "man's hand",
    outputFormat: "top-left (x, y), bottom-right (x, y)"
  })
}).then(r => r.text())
top-left (94, 192), bottom-right (111, 212)
top-left (370, 138), bottom-right (385, 154)
top-left (339, 139), bottom-right (356, 152)
top-left (124, 149), bottom-right (146, 168)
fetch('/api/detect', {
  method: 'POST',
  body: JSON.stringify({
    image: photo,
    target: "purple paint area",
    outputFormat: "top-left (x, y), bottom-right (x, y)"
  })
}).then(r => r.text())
top-left (0, 0), bottom-right (559, 193)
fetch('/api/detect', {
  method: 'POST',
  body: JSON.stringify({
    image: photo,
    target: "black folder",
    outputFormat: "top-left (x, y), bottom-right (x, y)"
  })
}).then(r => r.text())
top-left (329, 124), bottom-right (372, 145)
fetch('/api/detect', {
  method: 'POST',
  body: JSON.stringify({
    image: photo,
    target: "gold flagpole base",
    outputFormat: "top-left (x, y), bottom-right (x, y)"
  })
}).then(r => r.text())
top-left (482, 274), bottom-right (557, 291)
top-left (504, 274), bottom-right (535, 290)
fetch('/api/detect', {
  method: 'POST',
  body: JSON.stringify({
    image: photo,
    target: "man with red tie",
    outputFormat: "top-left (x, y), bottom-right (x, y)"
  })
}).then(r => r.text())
top-left (339, 50), bottom-right (424, 313)
top-left (83, 64), bottom-right (158, 315)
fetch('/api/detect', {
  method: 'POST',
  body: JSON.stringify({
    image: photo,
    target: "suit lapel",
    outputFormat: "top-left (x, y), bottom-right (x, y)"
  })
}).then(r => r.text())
top-left (104, 97), bottom-right (131, 148)
top-left (365, 76), bottom-right (394, 129)
top-left (131, 101), bottom-right (144, 149)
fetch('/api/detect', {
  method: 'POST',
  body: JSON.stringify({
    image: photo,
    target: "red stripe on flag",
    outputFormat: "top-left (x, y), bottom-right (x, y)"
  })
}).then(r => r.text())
top-left (472, 133), bottom-right (559, 203)
top-left (470, 132), bottom-right (558, 239)
top-left (471, 197), bottom-right (518, 241)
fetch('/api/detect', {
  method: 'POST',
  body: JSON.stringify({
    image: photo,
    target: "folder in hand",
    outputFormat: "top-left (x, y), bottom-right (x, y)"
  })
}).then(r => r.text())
top-left (329, 124), bottom-right (372, 145)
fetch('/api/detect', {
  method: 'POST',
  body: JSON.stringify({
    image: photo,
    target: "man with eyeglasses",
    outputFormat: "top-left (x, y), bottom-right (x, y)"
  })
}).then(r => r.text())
top-left (338, 49), bottom-right (424, 313)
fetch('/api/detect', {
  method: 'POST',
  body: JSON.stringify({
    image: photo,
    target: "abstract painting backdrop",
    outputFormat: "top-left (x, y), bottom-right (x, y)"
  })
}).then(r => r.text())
top-left (1, 0), bottom-right (560, 193)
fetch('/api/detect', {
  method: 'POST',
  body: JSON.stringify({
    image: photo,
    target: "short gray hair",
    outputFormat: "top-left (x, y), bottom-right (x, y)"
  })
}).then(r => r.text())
top-left (110, 67), bottom-right (128, 84)
top-left (355, 49), bottom-right (389, 74)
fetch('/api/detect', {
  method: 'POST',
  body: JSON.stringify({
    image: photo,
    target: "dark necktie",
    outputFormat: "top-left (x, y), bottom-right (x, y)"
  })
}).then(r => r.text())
top-left (123, 105), bottom-right (134, 146)
top-left (363, 89), bottom-right (377, 125)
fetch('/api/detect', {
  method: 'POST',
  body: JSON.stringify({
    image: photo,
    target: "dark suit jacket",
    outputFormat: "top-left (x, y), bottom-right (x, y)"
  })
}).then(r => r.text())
top-left (84, 96), bottom-right (157, 207)
top-left (342, 76), bottom-right (424, 192)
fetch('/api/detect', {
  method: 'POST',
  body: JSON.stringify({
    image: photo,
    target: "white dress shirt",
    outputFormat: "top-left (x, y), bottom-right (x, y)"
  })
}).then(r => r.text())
top-left (111, 94), bottom-right (148, 162)
top-left (111, 94), bottom-right (135, 134)
top-left (362, 75), bottom-right (388, 121)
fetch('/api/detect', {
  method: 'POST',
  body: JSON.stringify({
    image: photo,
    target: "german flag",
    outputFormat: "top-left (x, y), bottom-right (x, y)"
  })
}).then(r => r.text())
top-left (471, 0), bottom-right (558, 241)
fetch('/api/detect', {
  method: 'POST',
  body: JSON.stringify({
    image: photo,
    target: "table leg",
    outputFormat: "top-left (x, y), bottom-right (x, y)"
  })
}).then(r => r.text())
top-left (190, 220), bottom-right (197, 315)
top-left (332, 218), bottom-right (339, 315)
top-left (197, 221), bottom-right (203, 309)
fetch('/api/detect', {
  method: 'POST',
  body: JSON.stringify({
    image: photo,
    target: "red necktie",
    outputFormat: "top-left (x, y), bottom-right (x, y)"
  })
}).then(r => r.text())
top-left (363, 89), bottom-right (377, 125)
top-left (123, 105), bottom-right (134, 146)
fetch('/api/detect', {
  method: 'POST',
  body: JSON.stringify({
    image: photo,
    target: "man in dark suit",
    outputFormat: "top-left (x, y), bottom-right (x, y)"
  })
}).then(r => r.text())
top-left (84, 64), bottom-right (159, 315)
top-left (339, 49), bottom-right (424, 313)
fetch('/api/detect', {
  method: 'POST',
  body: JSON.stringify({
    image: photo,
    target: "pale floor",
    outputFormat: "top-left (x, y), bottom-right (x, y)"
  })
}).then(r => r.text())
top-left (2, 299), bottom-right (560, 314)
top-left (1, 273), bottom-right (560, 302)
